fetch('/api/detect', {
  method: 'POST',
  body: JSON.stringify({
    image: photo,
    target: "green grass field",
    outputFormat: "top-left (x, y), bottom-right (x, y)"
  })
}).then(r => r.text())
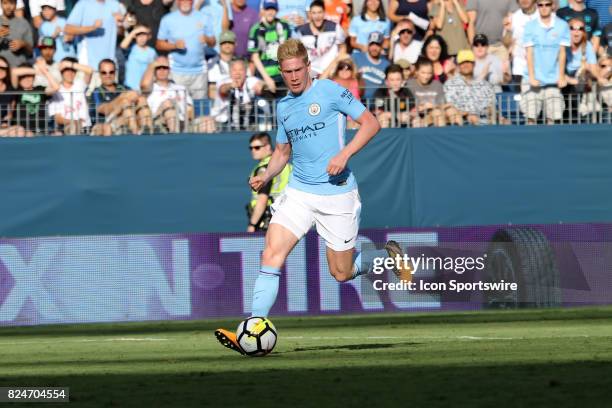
top-left (2, 307), bottom-right (612, 407)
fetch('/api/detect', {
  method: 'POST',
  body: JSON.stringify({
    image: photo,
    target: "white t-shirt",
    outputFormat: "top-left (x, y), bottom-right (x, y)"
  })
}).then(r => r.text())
top-left (147, 81), bottom-right (194, 121)
top-left (211, 76), bottom-right (261, 123)
top-left (392, 40), bottom-right (423, 64)
top-left (49, 79), bottom-right (91, 127)
top-left (510, 8), bottom-right (538, 76)
top-left (295, 20), bottom-right (346, 76)
top-left (474, 53), bottom-right (505, 93)
top-left (29, 0), bottom-right (66, 17)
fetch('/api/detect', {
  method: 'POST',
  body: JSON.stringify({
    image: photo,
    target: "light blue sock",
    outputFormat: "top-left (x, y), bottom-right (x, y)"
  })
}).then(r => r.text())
top-left (351, 249), bottom-right (388, 279)
top-left (251, 266), bottom-right (280, 317)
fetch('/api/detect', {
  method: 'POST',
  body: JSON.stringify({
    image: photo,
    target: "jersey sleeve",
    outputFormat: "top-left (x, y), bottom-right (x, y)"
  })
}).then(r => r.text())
top-left (157, 14), bottom-right (170, 41)
top-left (328, 80), bottom-right (367, 119)
top-left (276, 102), bottom-right (289, 144)
top-left (66, 0), bottom-right (84, 26)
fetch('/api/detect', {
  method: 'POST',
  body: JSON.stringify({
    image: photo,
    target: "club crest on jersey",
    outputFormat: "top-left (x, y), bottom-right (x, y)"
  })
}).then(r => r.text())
top-left (308, 103), bottom-right (321, 116)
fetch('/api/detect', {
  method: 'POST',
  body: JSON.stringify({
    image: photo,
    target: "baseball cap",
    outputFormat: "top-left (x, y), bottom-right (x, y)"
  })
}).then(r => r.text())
top-left (457, 49), bottom-right (475, 64)
top-left (263, 0), bottom-right (278, 9)
top-left (368, 31), bottom-right (384, 45)
top-left (219, 31), bottom-right (236, 44)
top-left (472, 33), bottom-right (488, 46)
top-left (40, 0), bottom-right (58, 8)
top-left (37, 36), bottom-right (56, 48)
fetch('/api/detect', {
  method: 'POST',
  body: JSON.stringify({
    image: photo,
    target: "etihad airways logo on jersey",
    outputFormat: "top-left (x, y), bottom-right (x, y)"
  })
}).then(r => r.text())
top-left (286, 122), bottom-right (326, 143)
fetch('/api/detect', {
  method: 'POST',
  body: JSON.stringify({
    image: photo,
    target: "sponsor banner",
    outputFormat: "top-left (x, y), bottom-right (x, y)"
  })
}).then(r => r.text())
top-left (0, 224), bottom-right (610, 326)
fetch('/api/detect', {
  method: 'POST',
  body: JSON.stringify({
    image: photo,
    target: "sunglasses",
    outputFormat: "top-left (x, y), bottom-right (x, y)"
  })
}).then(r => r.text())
top-left (338, 64), bottom-right (352, 71)
top-left (249, 144), bottom-right (268, 150)
top-left (101, 70), bottom-right (115, 75)
top-left (399, 29), bottom-right (413, 35)
top-left (570, 25), bottom-right (585, 31)
top-left (537, 2), bottom-right (552, 7)
top-left (0, 66), bottom-right (7, 70)
top-left (156, 66), bottom-right (170, 70)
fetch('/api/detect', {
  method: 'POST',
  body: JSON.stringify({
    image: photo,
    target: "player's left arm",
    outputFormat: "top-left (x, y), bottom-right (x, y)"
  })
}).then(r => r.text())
top-left (327, 109), bottom-right (380, 176)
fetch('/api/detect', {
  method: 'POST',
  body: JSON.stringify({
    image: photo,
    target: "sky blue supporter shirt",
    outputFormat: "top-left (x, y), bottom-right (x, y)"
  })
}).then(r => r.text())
top-left (276, 79), bottom-right (366, 195)
top-left (348, 16), bottom-right (390, 47)
top-left (124, 45), bottom-right (157, 91)
top-left (39, 17), bottom-right (75, 62)
top-left (67, 0), bottom-right (122, 69)
top-left (157, 9), bottom-right (214, 74)
top-left (523, 15), bottom-right (571, 85)
top-left (566, 42), bottom-right (597, 76)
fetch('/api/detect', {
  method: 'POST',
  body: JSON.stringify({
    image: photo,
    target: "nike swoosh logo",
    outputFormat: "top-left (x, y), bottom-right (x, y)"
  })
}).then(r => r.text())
top-left (344, 238), bottom-right (352, 243)
top-left (283, 115), bottom-right (290, 121)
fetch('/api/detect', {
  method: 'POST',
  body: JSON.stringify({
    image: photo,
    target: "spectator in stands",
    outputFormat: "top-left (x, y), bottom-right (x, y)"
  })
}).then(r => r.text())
top-left (520, 0), bottom-right (570, 125)
top-left (141, 56), bottom-right (212, 133)
top-left (505, 0), bottom-right (538, 89)
top-left (348, 0), bottom-right (390, 53)
top-left (199, 0), bottom-right (225, 60)
top-left (90, 58), bottom-right (152, 135)
top-left (120, 24), bottom-right (157, 91)
top-left (0, 56), bottom-right (26, 137)
top-left (388, 19), bottom-right (422, 64)
top-left (0, 0), bottom-right (33, 67)
top-left (387, 0), bottom-right (430, 40)
top-left (444, 49), bottom-right (495, 125)
top-left (276, 0), bottom-right (309, 29)
top-left (33, 37), bottom-right (62, 88)
top-left (603, 22), bottom-right (612, 56)
top-left (49, 56), bottom-right (93, 134)
top-left (208, 31), bottom-right (239, 99)
top-left (429, 0), bottom-right (470, 57)
top-left (156, 0), bottom-right (215, 100)
top-left (122, 0), bottom-right (172, 47)
top-left (472, 33), bottom-right (511, 93)
top-left (586, 0), bottom-right (610, 31)
top-left (421, 34), bottom-right (454, 83)
top-left (597, 55), bottom-right (611, 110)
top-left (407, 57), bottom-right (461, 127)
top-left (295, 0), bottom-right (346, 78)
top-left (353, 31), bottom-right (390, 100)
top-left (39, 0), bottom-right (75, 62)
top-left (466, 0), bottom-right (518, 61)
top-left (29, 0), bottom-right (63, 29)
top-left (248, 0), bottom-right (290, 97)
top-left (558, 0), bottom-right (601, 52)
top-left (211, 58), bottom-right (265, 130)
top-left (396, 59), bottom-right (414, 82)
top-left (11, 59), bottom-right (60, 135)
top-left (221, 0), bottom-right (259, 59)
top-left (0, 0), bottom-right (23, 18)
top-left (319, 55), bottom-right (363, 127)
top-left (65, 0), bottom-right (124, 71)
top-left (372, 64), bottom-right (414, 127)
top-left (324, 0), bottom-right (350, 32)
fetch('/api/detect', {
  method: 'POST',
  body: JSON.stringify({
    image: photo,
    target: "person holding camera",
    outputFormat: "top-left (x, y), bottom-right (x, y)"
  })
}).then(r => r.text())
top-left (0, 0), bottom-right (33, 67)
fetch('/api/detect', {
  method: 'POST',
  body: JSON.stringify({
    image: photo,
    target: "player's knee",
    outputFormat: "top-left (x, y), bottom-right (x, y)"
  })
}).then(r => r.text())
top-left (329, 265), bottom-right (353, 283)
top-left (261, 247), bottom-right (285, 268)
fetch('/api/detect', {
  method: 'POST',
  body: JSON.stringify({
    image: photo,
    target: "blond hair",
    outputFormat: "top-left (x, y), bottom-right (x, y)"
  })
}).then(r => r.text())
top-left (277, 39), bottom-right (309, 65)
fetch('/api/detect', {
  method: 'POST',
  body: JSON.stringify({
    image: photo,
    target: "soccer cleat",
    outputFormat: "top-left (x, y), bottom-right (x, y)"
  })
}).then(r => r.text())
top-left (384, 240), bottom-right (414, 283)
top-left (214, 328), bottom-right (245, 355)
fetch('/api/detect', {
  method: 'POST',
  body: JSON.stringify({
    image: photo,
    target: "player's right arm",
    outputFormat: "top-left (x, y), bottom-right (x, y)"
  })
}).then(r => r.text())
top-left (249, 143), bottom-right (292, 192)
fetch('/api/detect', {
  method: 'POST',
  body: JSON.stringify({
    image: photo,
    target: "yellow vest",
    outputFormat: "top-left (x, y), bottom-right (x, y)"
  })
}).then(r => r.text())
top-left (249, 156), bottom-right (292, 209)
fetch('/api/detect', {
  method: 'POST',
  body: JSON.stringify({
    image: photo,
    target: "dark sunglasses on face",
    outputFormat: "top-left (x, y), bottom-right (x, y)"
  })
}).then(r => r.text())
top-left (249, 144), bottom-right (268, 151)
top-left (338, 64), bottom-right (352, 71)
top-left (101, 70), bottom-right (115, 75)
top-left (156, 66), bottom-right (170, 70)
top-left (399, 29), bottom-right (413, 35)
top-left (570, 25), bottom-right (585, 31)
top-left (537, 2), bottom-right (552, 7)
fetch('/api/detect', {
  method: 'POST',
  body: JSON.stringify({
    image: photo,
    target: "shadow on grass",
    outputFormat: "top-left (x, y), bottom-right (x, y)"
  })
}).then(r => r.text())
top-left (2, 361), bottom-right (612, 408)
top-left (289, 342), bottom-right (421, 352)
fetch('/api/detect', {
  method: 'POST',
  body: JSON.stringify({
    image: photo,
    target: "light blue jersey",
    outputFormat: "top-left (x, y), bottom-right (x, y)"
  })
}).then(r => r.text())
top-left (523, 15), bottom-right (570, 85)
top-left (276, 79), bottom-right (366, 195)
top-left (39, 17), bottom-right (76, 62)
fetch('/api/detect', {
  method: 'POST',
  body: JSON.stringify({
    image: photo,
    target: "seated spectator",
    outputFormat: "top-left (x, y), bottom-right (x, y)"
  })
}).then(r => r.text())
top-left (38, 0), bottom-right (75, 62)
top-left (520, 0), bottom-right (570, 125)
top-left (141, 56), bottom-right (215, 133)
top-left (429, 0), bottom-right (470, 57)
top-left (248, 0), bottom-right (290, 97)
top-left (472, 33), bottom-right (511, 93)
top-left (387, 0), bottom-right (430, 40)
top-left (407, 57), bottom-right (461, 127)
top-left (208, 30), bottom-right (239, 99)
top-left (0, 56), bottom-right (25, 136)
top-left (295, 0), bottom-right (346, 78)
top-left (421, 34), bottom-right (455, 83)
top-left (348, 0), bottom-right (390, 53)
top-left (597, 55), bottom-right (611, 110)
top-left (120, 24), bottom-right (157, 91)
top-left (90, 58), bottom-right (153, 135)
top-left (444, 49), bottom-right (495, 125)
top-left (389, 20), bottom-right (423, 65)
top-left (211, 58), bottom-right (265, 130)
top-left (0, 0), bottom-right (34, 68)
top-left (48, 56), bottom-right (93, 134)
top-left (29, 0), bottom-right (66, 29)
top-left (11, 59), bottom-right (60, 135)
top-left (557, 0), bottom-right (601, 52)
top-left (353, 31), bottom-right (390, 100)
top-left (372, 64), bottom-right (414, 127)
top-left (33, 37), bottom-right (62, 88)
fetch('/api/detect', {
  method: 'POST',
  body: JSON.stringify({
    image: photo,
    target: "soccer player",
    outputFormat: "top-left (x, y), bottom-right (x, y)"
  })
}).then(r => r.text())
top-left (215, 39), bottom-right (412, 354)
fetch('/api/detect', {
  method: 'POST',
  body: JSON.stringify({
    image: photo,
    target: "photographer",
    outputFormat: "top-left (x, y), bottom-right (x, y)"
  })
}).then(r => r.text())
top-left (0, 0), bottom-right (33, 67)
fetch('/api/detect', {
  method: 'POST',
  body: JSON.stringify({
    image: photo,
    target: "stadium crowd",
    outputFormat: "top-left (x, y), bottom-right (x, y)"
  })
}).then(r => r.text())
top-left (0, 0), bottom-right (609, 135)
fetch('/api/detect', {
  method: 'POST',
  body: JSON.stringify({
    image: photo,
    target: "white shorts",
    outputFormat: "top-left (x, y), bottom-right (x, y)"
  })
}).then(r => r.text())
top-left (270, 187), bottom-right (361, 251)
